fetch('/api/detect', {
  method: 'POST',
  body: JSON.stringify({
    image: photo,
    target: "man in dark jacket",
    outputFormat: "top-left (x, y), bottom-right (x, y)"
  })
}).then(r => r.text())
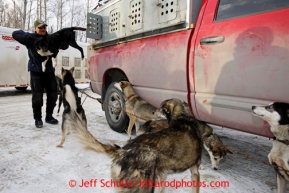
top-left (12, 19), bottom-right (58, 128)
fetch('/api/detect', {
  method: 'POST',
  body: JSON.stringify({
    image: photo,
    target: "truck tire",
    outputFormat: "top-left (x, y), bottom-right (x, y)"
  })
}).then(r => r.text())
top-left (104, 82), bottom-right (129, 132)
top-left (15, 86), bottom-right (28, 91)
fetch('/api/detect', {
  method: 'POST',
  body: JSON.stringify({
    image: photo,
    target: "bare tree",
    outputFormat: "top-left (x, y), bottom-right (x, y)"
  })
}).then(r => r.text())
top-left (58, 0), bottom-right (63, 29)
top-left (44, 0), bottom-right (47, 21)
top-left (0, 0), bottom-right (5, 26)
top-left (12, 0), bottom-right (17, 28)
top-left (21, 0), bottom-right (28, 29)
top-left (1, 0), bottom-right (100, 41)
top-left (26, 0), bottom-right (34, 31)
top-left (69, 0), bottom-right (75, 26)
top-left (36, 0), bottom-right (39, 19)
top-left (50, 0), bottom-right (68, 30)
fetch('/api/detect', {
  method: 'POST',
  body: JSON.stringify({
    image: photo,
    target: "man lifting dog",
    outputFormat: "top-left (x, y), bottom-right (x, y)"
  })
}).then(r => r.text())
top-left (12, 19), bottom-right (58, 128)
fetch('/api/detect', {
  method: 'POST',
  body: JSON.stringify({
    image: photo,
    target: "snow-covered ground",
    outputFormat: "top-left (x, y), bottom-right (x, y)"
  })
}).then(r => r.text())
top-left (0, 86), bottom-right (285, 193)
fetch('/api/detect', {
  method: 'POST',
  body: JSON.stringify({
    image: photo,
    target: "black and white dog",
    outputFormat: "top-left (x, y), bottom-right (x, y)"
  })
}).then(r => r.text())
top-left (56, 67), bottom-right (87, 147)
top-left (34, 27), bottom-right (86, 72)
top-left (252, 102), bottom-right (289, 193)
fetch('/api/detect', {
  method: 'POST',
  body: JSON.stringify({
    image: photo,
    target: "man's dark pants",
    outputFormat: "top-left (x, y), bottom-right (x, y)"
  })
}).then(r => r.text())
top-left (30, 71), bottom-right (58, 120)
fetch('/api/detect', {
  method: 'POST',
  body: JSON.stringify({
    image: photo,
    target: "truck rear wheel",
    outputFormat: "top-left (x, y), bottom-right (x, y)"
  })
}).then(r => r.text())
top-left (104, 82), bottom-right (129, 133)
top-left (15, 86), bottom-right (28, 91)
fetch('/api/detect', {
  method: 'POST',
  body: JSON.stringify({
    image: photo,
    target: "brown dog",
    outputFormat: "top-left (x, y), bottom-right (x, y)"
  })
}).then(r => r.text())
top-left (203, 132), bottom-right (232, 170)
top-left (138, 103), bottom-right (232, 170)
top-left (114, 81), bottom-right (165, 139)
top-left (68, 98), bottom-right (202, 193)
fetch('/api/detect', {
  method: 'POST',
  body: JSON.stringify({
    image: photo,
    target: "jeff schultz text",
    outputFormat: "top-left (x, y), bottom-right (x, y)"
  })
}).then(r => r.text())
top-left (71, 179), bottom-right (230, 189)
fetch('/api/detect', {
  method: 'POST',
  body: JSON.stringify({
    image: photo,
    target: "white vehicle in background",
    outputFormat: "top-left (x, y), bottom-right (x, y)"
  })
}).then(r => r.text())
top-left (0, 26), bottom-right (90, 90)
top-left (0, 26), bottom-right (29, 90)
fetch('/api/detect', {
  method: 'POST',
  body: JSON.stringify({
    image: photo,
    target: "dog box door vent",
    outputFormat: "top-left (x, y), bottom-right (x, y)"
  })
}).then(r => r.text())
top-left (85, 70), bottom-right (89, 79)
top-left (129, 0), bottom-right (143, 31)
top-left (158, 0), bottom-right (178, 23)
top-left (74, 58), bottom-right (81, 67)
top-left (74, 69), bottom-right (81, 79)
top-left (62, 56), bottom-right (69, 67)
top-left (86, 13), bottom-right (102, 40)
top-left (89, 0), bottom-right (189, 46)
top-left (109, 9), bottom-right (120, 38)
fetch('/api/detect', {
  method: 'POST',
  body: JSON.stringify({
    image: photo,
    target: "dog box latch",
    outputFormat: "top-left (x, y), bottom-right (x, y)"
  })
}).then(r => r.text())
top-left (87, 13), bottom-right (103, 40)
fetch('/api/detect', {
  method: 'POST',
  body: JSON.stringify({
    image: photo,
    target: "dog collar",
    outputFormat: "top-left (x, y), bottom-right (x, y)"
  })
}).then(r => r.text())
top-left (275, 138), bottom-right (289, 146)
top-left (126, 94), bottom-right (137, 101)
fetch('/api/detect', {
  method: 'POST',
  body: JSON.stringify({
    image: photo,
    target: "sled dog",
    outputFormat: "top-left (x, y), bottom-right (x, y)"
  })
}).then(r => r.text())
top-left (34, 27), bottom-right (86, 72)
top-left (252, 102), bottom-right (289, 193)
top-left (138, 114), bottom-right (232, 170)
top-left (114, 81), bottom-right (165, 139)
top-left (56, 67), bottom-right (87, 147)
top-left (69, 98), bottom-right (202, 193)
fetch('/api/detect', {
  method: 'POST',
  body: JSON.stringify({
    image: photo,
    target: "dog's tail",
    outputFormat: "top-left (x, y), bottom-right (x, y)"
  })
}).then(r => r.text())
top-left (65, 111), bottom-right (120, 157)
top-left (71, 27), bottom-right (86, 31)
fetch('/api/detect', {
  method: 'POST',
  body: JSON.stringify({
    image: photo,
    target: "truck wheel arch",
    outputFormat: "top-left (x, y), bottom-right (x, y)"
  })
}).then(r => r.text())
top-left (101, 68), bottom-right (128, 105)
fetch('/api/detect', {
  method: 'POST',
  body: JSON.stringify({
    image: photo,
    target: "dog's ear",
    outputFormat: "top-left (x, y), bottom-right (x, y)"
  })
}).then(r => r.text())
top-left (119, 81), bottom-right (124, 88)
top-left (69, 67), bottom-right (75, 74)
top-left (160, 100), bottom-right (172, 117)
top-left (162, 107), bottom-right (170, 114)
top-left (287, 109), bottom-right (289, 118)
top-left (61, 67), bottom-right (67, 77)
top-left (120, 81), bottom-right (127, 89)
top-left (182, 100), bottom-right (189, 106)
top-left (204, 140), bottom-right (212, 150)
top-left (160, 99), bottom-right (169, 107)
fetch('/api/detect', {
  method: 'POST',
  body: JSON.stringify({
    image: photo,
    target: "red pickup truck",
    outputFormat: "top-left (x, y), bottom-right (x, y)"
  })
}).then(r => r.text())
top-left (86, 0), bottom-right (289, 137)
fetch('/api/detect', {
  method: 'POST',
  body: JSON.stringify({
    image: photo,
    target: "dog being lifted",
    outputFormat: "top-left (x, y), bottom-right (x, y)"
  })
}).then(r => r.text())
top-left (138, 102), bottom-right (232, 170)
top-left (114, 81), bottom-right (165, 139)
top-left (252, 102), bottom-right (289, 193)
top-left (68, 98), bottom-right (202, 193)
top-left (56, 67), bottom-right (87, 147)
top-left (34, 27), bottom-right (86, 72)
